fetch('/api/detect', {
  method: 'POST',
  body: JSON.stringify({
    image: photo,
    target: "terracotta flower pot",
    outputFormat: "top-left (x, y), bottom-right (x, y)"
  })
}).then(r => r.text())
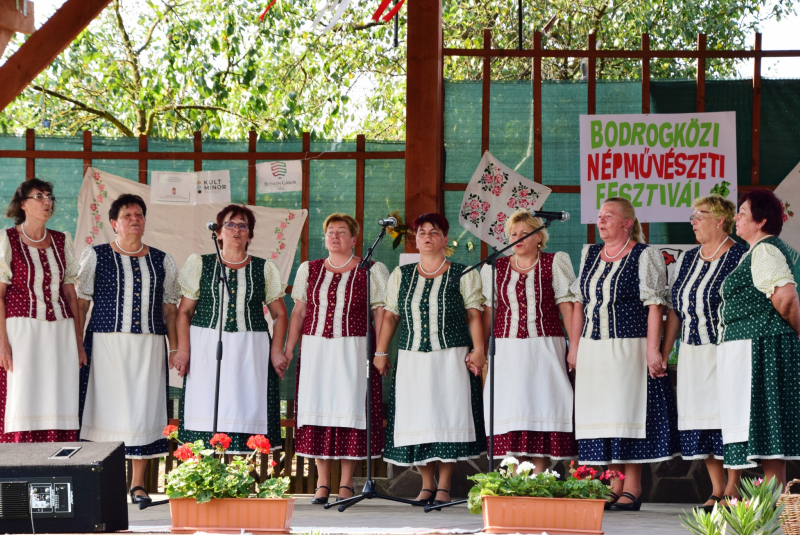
top-left (169, 497), bottom-right (295, 534)
top-left (481, 495), bottom-right (606, 534)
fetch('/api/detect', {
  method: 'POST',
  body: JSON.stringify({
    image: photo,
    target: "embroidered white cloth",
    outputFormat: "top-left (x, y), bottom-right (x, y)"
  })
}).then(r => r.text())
top-left (716, 339), bottom-right (752, 444)
top-left (574, 337), bottom-right (648, 440)
top-left (485, 337), bottom-right (572, 434)
top-left (393, 347), bottom-right (476, 447)
top-left (296, 335), bottom-right (368, 430)
top-left (458, 151), bottom-right (551, 250)
top-left (4, 317), bottom-right (79, 432)
top-left (676, 343), bottom-right (721, 431)
top-left (75, 167), bottom-right (307, 283)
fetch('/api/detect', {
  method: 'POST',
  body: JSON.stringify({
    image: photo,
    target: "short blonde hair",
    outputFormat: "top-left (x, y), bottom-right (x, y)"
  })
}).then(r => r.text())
top-left (323, 213), bottom-right (359, 238)
top-left (504, 210), bottom-right (549, 249)
top-left (693, 195), bottom-right (735, 234)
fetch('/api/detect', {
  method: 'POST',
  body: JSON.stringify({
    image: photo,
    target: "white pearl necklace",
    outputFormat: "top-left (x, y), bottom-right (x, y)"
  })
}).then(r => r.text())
top-left (418, 256), bottom-right (447, 276)
top-left (604, 236), bottom-right (631, 259)
top-left (327, 253), bottom-right (354, 269)
top-left (514, 254), bottom-right (539, 271)
top-left (221, 253), bottom-right (250, 265)
top-left (115, 239), bottom-right (144, 255)
top-left (698, 236), bottom-right (730, 261)
top-left (21, 223), bottom-right (47, 243)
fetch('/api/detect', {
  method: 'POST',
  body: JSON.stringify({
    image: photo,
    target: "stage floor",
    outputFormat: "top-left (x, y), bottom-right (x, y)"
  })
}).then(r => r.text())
top-left (126, 494), bottom-right (694, 534)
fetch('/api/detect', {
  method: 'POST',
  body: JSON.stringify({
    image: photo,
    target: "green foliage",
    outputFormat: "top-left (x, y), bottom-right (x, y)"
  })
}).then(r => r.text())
top-left (680, 477), bottom-right (785, 535)
top-left (467, 460), bottom-right (610, 514)
top-left (1, 0), bottom-right (794, 139)
top-left (164, 440), bottom-right (290, 504)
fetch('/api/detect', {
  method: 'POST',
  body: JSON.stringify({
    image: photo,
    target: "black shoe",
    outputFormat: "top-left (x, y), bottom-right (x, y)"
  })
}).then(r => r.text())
top-left (412, 488), bottom-right (437, 506)
top-left (433, 488), bottom-right (451, 508)
top-left (311, 485), bottom-right (331, 505)
top-left (609, 491), bottom-right (642, 511)
top-left (696, 494), bottom-right (722, 514)
top-left (604, 491), bottom-right (620, 511)
top-left (129, 486), bottom-right (152, 505)
top-left (336, 485), bottom-right (355, 502)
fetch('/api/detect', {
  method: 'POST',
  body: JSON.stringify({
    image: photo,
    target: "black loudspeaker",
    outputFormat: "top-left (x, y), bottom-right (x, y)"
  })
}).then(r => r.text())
top-left (0, 441), bottom-right (128, 533)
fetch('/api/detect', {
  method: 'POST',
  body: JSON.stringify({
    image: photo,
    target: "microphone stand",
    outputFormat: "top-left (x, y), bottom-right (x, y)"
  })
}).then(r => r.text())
top-left (139, 229), bottom-right (234, 511)
top-left (326, 224), bottom-right (425, 512)
top-left (425, 219), bottom-right (553, 512)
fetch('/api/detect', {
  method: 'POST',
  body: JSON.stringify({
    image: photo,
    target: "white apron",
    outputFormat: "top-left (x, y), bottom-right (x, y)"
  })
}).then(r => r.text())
top-left (183, 326), bottom-right (271, 434)
top-left (485, 337), bottom-right (572, 434)
top-left (676, 343), bottom-right (721, 431)
top-left (574, 337), bottom-right (647, 440)
top-left (716, 339), bottom-right (752, 444)
top-left (4, 317), bottom-right (79, 432)
top-left (297, 334), bottom-right (368, 430)
top-left (393, 347), bottom-right (476, 447)
top-left (80, 332), bottom-right (167, 446)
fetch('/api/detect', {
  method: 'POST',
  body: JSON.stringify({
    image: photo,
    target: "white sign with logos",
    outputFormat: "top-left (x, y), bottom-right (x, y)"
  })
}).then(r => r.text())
top-left (256, 160), bottom-right (302, 193)
top-left (151, 170), bottom-right (231, 205)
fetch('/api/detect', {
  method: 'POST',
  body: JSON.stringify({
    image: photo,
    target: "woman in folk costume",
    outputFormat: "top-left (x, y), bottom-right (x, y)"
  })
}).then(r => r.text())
top-left (375, 212), bottom-right (487, 506)
top-left (285, 213), bottom-right (388, 505)
top-left (0, 178), bottom-right (84, 443)
top-left (171, 204), bottom-right (287, 454)
top-left (568, 196), bottom-right (679, 511)
top-left (76, 194), bottom-right (180, 505)
top-left (480, 210), bottom-right (577, 472)
top-left (716, 188), bottom-right (800, 487)
top-left (660, 195), bottom-right (746, 509)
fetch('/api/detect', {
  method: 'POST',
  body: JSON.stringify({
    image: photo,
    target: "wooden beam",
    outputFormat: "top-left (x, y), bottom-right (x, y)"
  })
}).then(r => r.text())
top-left (138, 135), bottom-right (147, 184)
top-left (355, 134), bottom-right (365, 257)
top-left (301, 132), bottom-right (310, 262)
top-left (82, 130), bottom-right (92, 175)
top-left (193, 131), bottom-right (202, 172)
top-left (405, 0), bottom-right (443, 251)
top-left (533, 32), bottom-right (542, 184)
top-left (248, 131), bottom-right (257, 205)
top-left (696, 34), bottom-right (706, 113)
top-left (0, 29), bottom-right (10, 57)
top-left (0, 0), bottom-right (112, 111)
top-left (481, 29), bottom-right (490, 261)
top-left (0, 0), bottom-right (34, 33)
top-left (25, 128), bottom-right (33, 179)
top-left (443, 48), bottom-right (800, 59)
top-left (587, 32), bottom-right (596, 244)
top-left (751, 33), bottom-right (762, 187)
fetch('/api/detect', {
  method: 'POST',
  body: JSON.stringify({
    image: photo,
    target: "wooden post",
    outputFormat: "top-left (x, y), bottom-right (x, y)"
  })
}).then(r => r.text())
top-left (25, 128), bottom-right (34, 179)
top-left (640, 34), bottom-right (650, 241)
top-left (301, 132), bottom-right (310, 262)
top-left (696, 34), bottom-right (706, 113)
top-left (587, 33), bottom-right (596, 244)
top-left (751, 33), bottom-right (762, 187)
top-left (481, 29), bottom-right (491, 261)
top-left (355, 134), bottom-right (365, 257)
top-left (138, 135), bottom-right (148, 184)
top-left (405, 0), bottom-right (443, 250)
top-left (248, 131), bottom-right (257, 205)
top-left (533, 32), bottom-right (542, 184)
top-left (193, 131), bottom-right (202, 172)
top-left (82, 130), bottom-right (92, 176)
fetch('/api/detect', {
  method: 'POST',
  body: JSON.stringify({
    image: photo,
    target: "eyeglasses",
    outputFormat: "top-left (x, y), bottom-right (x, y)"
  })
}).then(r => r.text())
top-left (223, 221), bottom-right (248, 231)
top-left (415, 230), bottom-right (442, 238)
top-left (26, 193), bottom-right (56, 203)
top-left (689, 210), bottom-right (712, 222)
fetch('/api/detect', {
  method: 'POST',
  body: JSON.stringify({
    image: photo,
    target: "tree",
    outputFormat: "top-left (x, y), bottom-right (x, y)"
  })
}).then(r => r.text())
top-left (0, 0), bottom-right (794, 140)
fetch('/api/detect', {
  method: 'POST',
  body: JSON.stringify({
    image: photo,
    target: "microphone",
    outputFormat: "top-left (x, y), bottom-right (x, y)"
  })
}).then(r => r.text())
top-left (378, 217), bottom-right (397, 227)
top-left (206, 221), bottom-right (219, 231)
top-left (530, 210), bottom-right (570, 222)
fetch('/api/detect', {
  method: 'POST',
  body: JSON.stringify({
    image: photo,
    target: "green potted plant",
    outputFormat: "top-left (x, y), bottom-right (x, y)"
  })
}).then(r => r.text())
top-left (163, 426), bottom-right (293, 534)
top-left (469, 457), bottom-right (621, 534)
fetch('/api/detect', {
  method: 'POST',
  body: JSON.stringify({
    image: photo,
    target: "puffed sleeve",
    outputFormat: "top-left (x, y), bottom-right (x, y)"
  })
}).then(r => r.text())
top-left (665, 251), bottom-right (687, 310)
top-left (178, 254), bottom-right (203, 301)
top-left (370, 261), bottom-right (389, 309)
top-left (0, 230), bottom-right (12, 284)
top-left (162, 253), bottom-right (181, 305)
top-left (480, 264), bottom-right (495, 307)
top-left (75, 247), bottom-right (97, 301)
top-left (290, 261), bottom-right (310, 302)
top-left (459, 266), bottom-right (484, 311)
top-left (639, 245), bottom-right (667, 306)
top-left (263, 260), bottom-right (286, 305)
top-left (552, 251), bottom-right (576, 304)
top-left (569, 245), bottom-right (591, 303)
top-left (384, 266), bottom-right (402, 316)
top-left (62, 232), bottom-right (80, 285)
top-left (751, 243), bottom-right (796, 298)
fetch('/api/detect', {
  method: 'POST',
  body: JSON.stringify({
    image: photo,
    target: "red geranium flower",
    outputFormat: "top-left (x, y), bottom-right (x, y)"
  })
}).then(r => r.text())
top-left (174, 444), bottom-right (195, 461)
top-left (573, 465), bottom-right (598, 480)
top-left (163, 424), bottom-right (178, 438)
top-left (210, 433), bottom-right (232, 451)
top-left (246, 434), bottom-right (271, 455)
